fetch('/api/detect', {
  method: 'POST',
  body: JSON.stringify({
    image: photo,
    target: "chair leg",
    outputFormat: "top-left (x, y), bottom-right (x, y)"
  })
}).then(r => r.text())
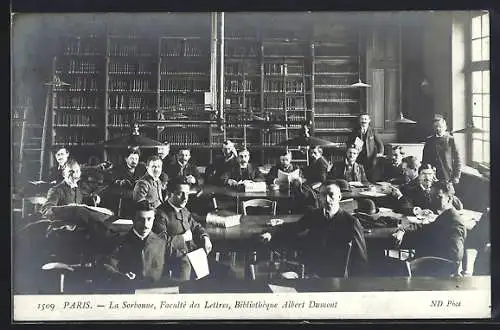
top-left (59, 273), bottom-right (65, 293)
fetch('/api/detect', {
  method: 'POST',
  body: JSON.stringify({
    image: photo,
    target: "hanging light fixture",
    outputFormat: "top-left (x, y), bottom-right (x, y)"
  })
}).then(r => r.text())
top-left (394, 15), bottom-right (416, 125)
top-left (44, 74), bottom-right (70, 87)
top-left (452, 123), bottom-right (488, 134)
top-left (351, 28), bottom-right (371, 88)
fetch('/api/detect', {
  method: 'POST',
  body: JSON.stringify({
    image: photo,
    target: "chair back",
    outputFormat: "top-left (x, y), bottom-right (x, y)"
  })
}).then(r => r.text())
top-left (405, 256), bottom-right (458, 277)
top-left (344, 241), bottom-right (353, 278)
top-left (242, 199), bottom-right (277, 216)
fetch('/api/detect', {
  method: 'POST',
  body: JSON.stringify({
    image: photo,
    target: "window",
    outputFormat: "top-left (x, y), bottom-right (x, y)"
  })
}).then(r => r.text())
top-left (470, 12), bottom-right (490, 165)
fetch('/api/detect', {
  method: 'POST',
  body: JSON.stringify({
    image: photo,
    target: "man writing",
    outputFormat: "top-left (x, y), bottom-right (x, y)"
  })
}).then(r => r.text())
top-left (261, 181), bottom-right (368, 277)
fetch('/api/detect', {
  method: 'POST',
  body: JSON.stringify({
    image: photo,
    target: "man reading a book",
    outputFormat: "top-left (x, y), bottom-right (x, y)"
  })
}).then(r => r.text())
top-left (266, 150), bottom-right (301, 186)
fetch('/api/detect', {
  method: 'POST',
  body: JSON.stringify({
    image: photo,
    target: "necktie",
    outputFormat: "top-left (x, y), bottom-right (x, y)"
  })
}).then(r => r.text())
top-left (156, 181), bottom-right (163, 203)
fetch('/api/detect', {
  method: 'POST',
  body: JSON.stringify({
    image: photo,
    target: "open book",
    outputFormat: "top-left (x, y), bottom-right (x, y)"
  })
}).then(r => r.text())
top-left (277, 169), bottom-right (301, 186)
top-left (206, 211), bottom-right (241, 228)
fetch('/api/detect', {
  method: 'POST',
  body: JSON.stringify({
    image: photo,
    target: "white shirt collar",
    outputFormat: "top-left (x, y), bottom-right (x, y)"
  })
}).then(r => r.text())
top-left (132, 228), bottom-right (148, 241)
top-left (64, 180), bottom-right (78, 189)
top-left (420, 184), bottom-right (431, 192)
top-left (167, 199), bottom-right (183, 213)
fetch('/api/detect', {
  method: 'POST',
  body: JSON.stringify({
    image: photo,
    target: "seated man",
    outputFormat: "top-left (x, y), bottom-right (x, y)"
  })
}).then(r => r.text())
top-left (328, 145), bottom-right (369, 184)
top-left (205, 140), bottom-right (239, 185)
top-left (223, 148), bottom-right (264, 187)
top-left (165, 148), bottom-right (201, 191)
top-left (266, 150), bottom-right (301, 185)
top-left (401, 156), bottom-right (420, 184)
top-left (302, 146), bottom-right (330, 186)
top-left (261, 180), bottom-right (368, 277)
top-left (157, 142), bottom-right (175, 171)
top-left (155, 183), bottom-right (232, 281)
top-left (41, 159), bottom-right (101, 217)
top-left (105, 147), bottom-right (147, 218)
top-left (382, 145), bottom-right (406, 185)
top-left (101, 200), bottom-right (168, 284)
top-left (392, 181), bottom-right (467, 268)
top-left (44, 146), bottom-right (70, 184)
top-left (133, 155), bottom-right (168, 209)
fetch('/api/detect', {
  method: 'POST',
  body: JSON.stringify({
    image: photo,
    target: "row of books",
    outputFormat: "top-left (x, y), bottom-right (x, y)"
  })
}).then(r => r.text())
top-left (261, 131), bottom-right (288, 145)
top-left (108, 112), bottom-right (157, 126)
top-left (53, 132), bottom-right (102, 145)
top-left (225, 45), bottom-right (259, 58)
top-left (160, 42), bottom-right (206, 57)
top-left (160, 62), bottom-right (208, 75)
top-left (160, 95), bottom-right (202, 109)
top-left (108, 79), bottom-right (154, 92)
top-left (262, 44), bottom-right (307, 57)
top-left (108, 95), bottom-right (156, 110)
top-left (315, 76), bottom-right (355, 86)
top-left (54, 113), bottom-right (97, 127)
top-left (225, 79), bottom-right (259, 93)
top-left (162, 129), bottom-right (209, 145)
top-left (63, 77), bottom-right (99, 91)
top-left (61, 36), bottom-right (102, 56)
top-left (315, 104), bottom-right (359, 114)
top-left (55, 95), bottom-right (101, 109)
top-left (263, 80), bottom-right (305, 93)
top-left (159, 79), bottom-right (209, 92)
top-left (315, 62), bottom-right (357, 73)
top-left (108, 42), bottom-right (152, 57)
top-left (109, 62), bottom-right (152, 75)
top-left (315, 90), bottom-right (358, 101)
top-left (263, 97), bottom-right (305, 109)
top-left (315, 46), bottom-right (357, 58)
top-left (314, 118), bottom-right (353, 129)
top-left (64, 60), bottom-right (100, 74)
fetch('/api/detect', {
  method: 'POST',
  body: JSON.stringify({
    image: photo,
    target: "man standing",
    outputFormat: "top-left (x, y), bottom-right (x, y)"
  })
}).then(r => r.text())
top-left (261, 181), bottom-right (368, 277)
top-left (102, 200), bottom-right (168, 284)
top-left (133, 155), bottom-right (167, 209)
top-left (348, 114), bottom-right (384, 182)
top-left (422, 114), bottom-right (462, 184)
top-left (329, 145), bottom-right (369, 184)
top-left (154, 183), bottom-right (213, 281)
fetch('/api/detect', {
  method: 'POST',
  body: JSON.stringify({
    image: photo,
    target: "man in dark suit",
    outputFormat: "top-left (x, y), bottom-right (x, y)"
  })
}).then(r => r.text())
top-left (41, 159), bottom-right (101, 217)
top-left (328, 145), bottom-right (369, 184)
top-left (261, 180), bottom-right (368, 277)
top-left (101, 200), bottom-right (168, 284)
top-left (382, 145), bottom-right (406, 185)
top-left (44, 146), bottom-right (70, 184)
top-left (133, 155), bottom-right (168, 209)
top-left (205, 140), bottom-right (239, 185)
top-left (154, 183), bottom-right (213, 281)
top-left (348, 114), bottom-right (384, 182)
top-left (393, 181), bottom-right (467, 267)
top-left (223, 148), bottom-right (264, 187)
top-left (422, 114), bottom-right (462, 184)
top-left (165, 148), bottom-right (201, 191)
top-left (302, 146), bottom-right (330, 185)
top-left (266, 150), bottom-right (300, 185)
top-left (105, 147), bottom-right (147, 218)
top-left (157, 142), bottom-right (175, 183)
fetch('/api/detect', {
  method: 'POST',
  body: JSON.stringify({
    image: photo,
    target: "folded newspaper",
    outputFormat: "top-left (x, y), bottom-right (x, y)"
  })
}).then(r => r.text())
top-left (206, 210), bottom-right (241, 228)
top-left (277, 169), bottom-right (301, 186)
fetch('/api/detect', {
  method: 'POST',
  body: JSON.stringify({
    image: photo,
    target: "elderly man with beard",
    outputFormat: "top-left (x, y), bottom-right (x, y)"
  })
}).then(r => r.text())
top-left (133, 155), bottom-right (168, 209)
top-left (41, 159), bottom-right (101, 217)
top-left (261, 181), bottom-right (368, 277)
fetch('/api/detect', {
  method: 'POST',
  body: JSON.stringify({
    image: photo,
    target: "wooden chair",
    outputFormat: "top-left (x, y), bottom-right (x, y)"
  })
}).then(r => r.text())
top-left (241, 199), bottom-right (277, 216)
top-left (405, 256), bottom-right (459, 277)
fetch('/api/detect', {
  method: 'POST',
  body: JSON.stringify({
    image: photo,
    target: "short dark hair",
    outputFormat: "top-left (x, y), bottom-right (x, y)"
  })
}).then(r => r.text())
top-left (432, 180), bottom-right (455, 196)
top-left (403, 156), bottom-right (419, 170)
top-left (65, 158), bottom-right (79, 168)
top-left (238, 147), bottom-right (250, 155)
top-left (177, 148), bottom-right (191, 154)
top-left (419, 163), bottom-right (436, 174)
top-left (135, 200), bottom-right (155, 213)
top-left (53, 146), bottom-right (69, 153)
top-left (126, 146), bottom-right (141, 158)
top-left (146, 155), bottom-right (162, 165)
top-left (392, 145), bottom-right (404, 154)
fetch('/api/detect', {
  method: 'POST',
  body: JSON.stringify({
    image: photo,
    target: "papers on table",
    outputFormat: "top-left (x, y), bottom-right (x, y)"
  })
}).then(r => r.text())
top-left (206, 211), bottom-right (241, 228)
top-left (359, 191), bottom-right (387, 197)
top-left (112, 219), bottom-right (133, 226)
top-left (84, 205), bottom-right (114, 216)
top-left (349, 181), bottom-right (365, 188)
top-left (242, 181), bottom-right (267, 192)
top-left (277, 169), bottom-right (301, 186)
top-left (378, 207), bottom-right (393, 213)
top-left (268, 284), bottom-right (298, 293)
top-left (186, 248), bottom-right (210, 280)
top-left (29, 180), bottom-right (48, 185)
top-left (135, 286), bottom-right (180, 294)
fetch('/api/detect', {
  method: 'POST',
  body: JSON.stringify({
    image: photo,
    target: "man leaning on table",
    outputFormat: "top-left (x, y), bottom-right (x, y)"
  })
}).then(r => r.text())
top-left (261, 180), bottom-right (368, 278)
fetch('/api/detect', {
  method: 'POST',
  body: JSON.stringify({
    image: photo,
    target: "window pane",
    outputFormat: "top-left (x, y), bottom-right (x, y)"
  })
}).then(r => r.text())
top-left (472, 139), bottom-right (483, 162)
top-left (484, 118), bottom-right (490, 132)
top-left (472, 38), bottom-right (482, 61)
top-left (484, 142), bottom-right (490, 164)
top-left (483, 94), bottom-right (490, 117)
top-left (482, 14), bottom-right (489, 37)
top-left (482, 38), bottom-right (489, 60)
top-left (473, 116), bottom-right (483, 129)
top-left (472, 71), bottom-right (483, 93)
top-left (472, 15), bottom-right (482, 39)
top-left (472, 94), bottom-right (483, 116)
top-left (482, 70), bottom-right (489, 93)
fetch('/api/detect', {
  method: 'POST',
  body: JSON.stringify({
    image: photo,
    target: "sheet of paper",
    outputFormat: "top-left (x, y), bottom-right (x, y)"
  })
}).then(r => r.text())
top-left (378, 207), bottom-right (393, 213)
top-left (268, 284), bottom-right (298, 293)
top-left (406, 216), bottom-right (421, 224)
top-left (135, 286), bottom-right (180, 294)
top-left (349, 181), bottom-right (365, 187)
top-left (29, 180), bottom-right (48, 185)
top-left (359, 191), bottom-right (387, 197)
top-left (112, 219), bottom-right (133, 225)
top-left (84, 205), bottom-right (114, 215)
top-left (206, 212), bottom-right (241, 228)
top-left (459, 210), bottom-right (483, 222)
top-left (277, 169), bottom-right (301, 185)
top-left (354, 137), bottom-right (364, 150)
top-left (186, 248), bottom-right (210, 280)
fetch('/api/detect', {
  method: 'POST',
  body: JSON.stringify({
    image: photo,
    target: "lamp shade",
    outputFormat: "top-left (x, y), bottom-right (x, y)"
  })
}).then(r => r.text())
top-left (394, 113), bottom-right (417, 124)
top-left (351, 79), bottom-right (371, 88)
top-left (452, 125), bottom-right (488, 134)
top-left (103, 133), bottom-right (164, 148)
top-left (278, 135), bottom-right (336, 147)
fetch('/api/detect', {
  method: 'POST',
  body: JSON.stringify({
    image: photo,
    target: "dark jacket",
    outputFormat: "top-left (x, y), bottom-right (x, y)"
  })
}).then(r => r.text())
top-left (348, 126), bottom-right (384, 168)
top-left (401, 208), bottom-right (466, 264)
top-left (382, 161), bottom-right (406, 185)
top-left (133, 174), bottom-right (168, 209)
top-left (104, 230), bottom-right (167, 283)
top-left (272, 208), bottom-right (368, 277)
top-left (266, 163), bottom-right (300, 185)
top-left (45, 165), bottom-right (65, 184)
top-left (165, 161), bottom-right (201, 188)
top-left (303, 156), bottom-right (330, 184)
top-left (329, 160), bottom-right (368, 184)
top-left (154, 202), bottom-right (208, 258)
top-left (106, 162), bottom-right (147, 199)
top-left (223, 163), bottom-right (264, 184)
top-left (205, 154), bottom-right (239, 185)
top-left (422, 133), bottom-right (462, 182)
top-left (41, 181), bottom-right (93, 216)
